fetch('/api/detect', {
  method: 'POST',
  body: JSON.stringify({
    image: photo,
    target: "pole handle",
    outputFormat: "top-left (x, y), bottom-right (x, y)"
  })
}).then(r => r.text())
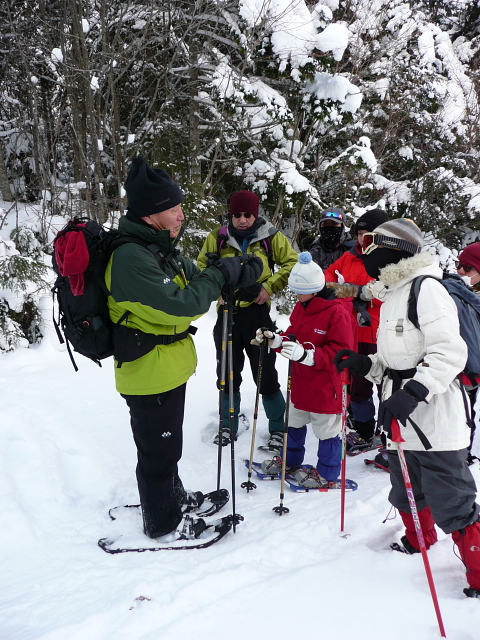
top-left (391, 417), bottom-right (405, 443)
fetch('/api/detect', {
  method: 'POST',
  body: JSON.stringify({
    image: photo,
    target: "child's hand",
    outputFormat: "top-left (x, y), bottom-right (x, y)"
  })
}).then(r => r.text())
top-left (281, 341), bottom-right (315, 366)
top-left (250, 327), bottom-right (282, 348)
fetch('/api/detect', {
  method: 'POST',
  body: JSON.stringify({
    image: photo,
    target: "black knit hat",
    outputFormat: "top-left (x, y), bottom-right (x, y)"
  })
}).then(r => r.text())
top-left (124, 156), bottom-right (184, 217)
top-left (355, 208), bottom-right (389, 233)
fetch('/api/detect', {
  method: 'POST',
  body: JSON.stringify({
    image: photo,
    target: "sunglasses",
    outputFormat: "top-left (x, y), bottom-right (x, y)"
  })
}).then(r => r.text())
top-left (455, 261), bottom-right (477, 273)
top-left (232, 212), bottom-right (253, 219)
top-left (362, 232), bottom-right (422, 256)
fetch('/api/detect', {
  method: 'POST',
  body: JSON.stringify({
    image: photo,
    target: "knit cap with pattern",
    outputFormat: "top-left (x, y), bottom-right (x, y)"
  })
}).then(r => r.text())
top-left (288, 252), bottom-right (326, 294)
top-left (373, 218), bottom-right (423, 255)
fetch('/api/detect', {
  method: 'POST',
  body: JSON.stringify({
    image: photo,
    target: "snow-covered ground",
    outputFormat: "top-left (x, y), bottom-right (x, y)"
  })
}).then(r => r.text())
top-left (1, 299), bottom-right (480, 640)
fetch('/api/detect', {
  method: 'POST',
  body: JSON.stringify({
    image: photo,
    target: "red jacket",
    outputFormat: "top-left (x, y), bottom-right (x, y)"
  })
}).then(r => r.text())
top-left (280, 296), bottom-right (356, 414)
top-left (325, 245), bottom-right (381, 344)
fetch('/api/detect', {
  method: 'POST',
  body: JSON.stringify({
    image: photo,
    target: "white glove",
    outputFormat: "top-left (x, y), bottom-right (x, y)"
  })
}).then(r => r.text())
top-left (251, 328), bottom-right (283, 349)
top-left (280, 341), bottom-right (315, 366)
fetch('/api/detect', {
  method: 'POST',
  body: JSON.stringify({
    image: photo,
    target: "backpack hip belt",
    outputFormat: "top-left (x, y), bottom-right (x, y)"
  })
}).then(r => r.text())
top-left (113, 324), bottom-right (198, 368)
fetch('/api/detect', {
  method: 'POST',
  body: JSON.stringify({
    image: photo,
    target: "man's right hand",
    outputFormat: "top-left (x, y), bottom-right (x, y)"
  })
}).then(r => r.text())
top-left (208, 254), bottom-right (263, 287)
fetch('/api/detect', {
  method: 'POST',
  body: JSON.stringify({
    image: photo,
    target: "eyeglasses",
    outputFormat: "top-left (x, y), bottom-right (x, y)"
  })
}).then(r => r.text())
top-left (233, 212), bottom-right (253, 219)
top-left (322, 211), bottom-right (343, 220)
top-left (362, 232), bottom-right (422, 256)
top-left (455, 261), bottom-right (477, 273)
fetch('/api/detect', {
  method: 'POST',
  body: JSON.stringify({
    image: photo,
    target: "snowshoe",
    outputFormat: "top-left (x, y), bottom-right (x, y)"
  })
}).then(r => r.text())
top-left (109, 489), bottom-right (229, 523)
top-left (346, 434), bottom-right (383, 457)
top-left (214, 428), bottom-right (237, 447)
top-left (257, 432), bottom-right (284, 453)
top-left (390, 535), bottom-right (420, 555)
top-left (284, 465), bottom-right (358, 492)
top-left (98, 513), bottom-right (243, 554)
top-left (364, 448), bottom-right (390, 472)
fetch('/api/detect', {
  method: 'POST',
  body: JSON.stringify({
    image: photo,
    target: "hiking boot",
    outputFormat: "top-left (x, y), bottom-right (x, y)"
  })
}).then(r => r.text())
top-left (214, 429), bottom-right (237, 447)
top-left (292, 467), bottom-right (329, 489)
top-left (266, 432), bottom-right (284, 452)
top-left (464, 587), bottom-right (480, 598)
top-left (390, 535), bottom-right (420, 555)
top-left (181, 490), bottom-right (205, 513)
top-left (260, 456), bottom-right (300, 476)
top-left (374, 447), bottom-right (389, 469)
top-left (175, 514), bottom-right (208, 540)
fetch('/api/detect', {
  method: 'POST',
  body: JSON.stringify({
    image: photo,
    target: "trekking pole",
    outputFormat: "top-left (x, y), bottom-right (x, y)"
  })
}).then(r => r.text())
top-left (340, 367), bottom-right (350, 533)
top-left (215, 296), bottom-right (229, 492)
top-left (273, 334), bottom-right (295, 516)
top-left (241, 341), bottom-right (265, 493)
top-left (391, 417), bottom-right (447, 638)
top-left (225, 287), bottom-right (240, 532)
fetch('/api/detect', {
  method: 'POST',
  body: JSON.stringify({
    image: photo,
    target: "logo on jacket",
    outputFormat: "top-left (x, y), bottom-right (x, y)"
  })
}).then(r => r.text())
top-left (163, 278), bottom-right (171, 284)
top-left (314, 328), bottom-right (327, 335)
top-left (162, 431), bottom-right (172, 438)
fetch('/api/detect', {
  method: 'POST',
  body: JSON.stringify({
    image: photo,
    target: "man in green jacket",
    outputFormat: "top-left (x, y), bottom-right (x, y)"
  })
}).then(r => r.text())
top-left (197, 191), bottom-right (298, 449)
top-left (107, 157), bottom-right (261, 540)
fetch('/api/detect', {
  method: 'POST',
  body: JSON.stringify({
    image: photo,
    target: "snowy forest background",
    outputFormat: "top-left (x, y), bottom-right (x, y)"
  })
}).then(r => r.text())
top-left (2, 0), bottom-right (480, 353)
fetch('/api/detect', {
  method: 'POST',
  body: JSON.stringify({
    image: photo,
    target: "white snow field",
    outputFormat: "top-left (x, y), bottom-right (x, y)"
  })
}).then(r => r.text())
top-left (1, 302), bottom-right (480, 640)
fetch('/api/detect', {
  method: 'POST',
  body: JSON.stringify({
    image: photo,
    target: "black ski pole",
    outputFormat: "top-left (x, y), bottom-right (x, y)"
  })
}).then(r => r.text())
top-left (225, 287), bottom-right (240, 532)
top-left (215, 296), bottom-right (229, 491)
top-left (273, 334), bottom-right (295, 516)
top-left (241, 340), bottom-right (265, 492)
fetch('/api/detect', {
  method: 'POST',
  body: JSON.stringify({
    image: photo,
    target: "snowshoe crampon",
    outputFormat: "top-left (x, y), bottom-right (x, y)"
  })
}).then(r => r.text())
top-left (98, 513), bottom-right (243, 553)
top-left (285, 466), bottom-right (358, 493)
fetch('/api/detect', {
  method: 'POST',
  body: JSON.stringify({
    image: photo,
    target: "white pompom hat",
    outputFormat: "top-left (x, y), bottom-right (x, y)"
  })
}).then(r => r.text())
top-left (288, 252), bottom-right (326, 294)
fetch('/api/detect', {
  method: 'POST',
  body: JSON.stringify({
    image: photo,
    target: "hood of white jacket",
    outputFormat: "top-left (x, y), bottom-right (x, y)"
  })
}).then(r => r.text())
top-left (379, 251), bottom-right (441, 289)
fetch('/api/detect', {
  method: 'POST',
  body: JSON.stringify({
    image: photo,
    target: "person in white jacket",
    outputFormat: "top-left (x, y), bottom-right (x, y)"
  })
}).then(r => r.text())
top-left (335, 218), bottom-right (480, 600)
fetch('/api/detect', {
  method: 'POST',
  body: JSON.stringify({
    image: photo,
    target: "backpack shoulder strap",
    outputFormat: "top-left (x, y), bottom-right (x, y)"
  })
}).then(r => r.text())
top-left (407, 275), bottom-right (439, 330)
top-left (217, 225), bottom-right (229, 254)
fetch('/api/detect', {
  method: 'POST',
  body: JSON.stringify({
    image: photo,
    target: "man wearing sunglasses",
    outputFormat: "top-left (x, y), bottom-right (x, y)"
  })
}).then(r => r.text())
top-left (334, 218), bottom-right (480, 598)
top-left (309, 207), bottom-right (355, 270)
top-left (198, 190), bottom-right (298, 449)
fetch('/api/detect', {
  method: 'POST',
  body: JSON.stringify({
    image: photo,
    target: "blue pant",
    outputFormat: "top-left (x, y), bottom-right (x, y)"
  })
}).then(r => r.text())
top-left (286, 425), bottom-right (342, 482)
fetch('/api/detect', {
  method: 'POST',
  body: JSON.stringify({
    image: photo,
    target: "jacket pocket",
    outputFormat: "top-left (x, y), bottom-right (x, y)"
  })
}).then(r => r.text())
top-left (384, 318), bottom-right (423, 358)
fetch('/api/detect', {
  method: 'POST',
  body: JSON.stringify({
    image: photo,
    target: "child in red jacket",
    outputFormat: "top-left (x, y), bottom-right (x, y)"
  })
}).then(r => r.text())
top-left (254, 252), bottom-right (357, 488)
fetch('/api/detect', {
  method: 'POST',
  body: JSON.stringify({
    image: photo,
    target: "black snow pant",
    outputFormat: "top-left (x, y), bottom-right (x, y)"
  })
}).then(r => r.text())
top-left (213, 303), bottom-right (280, 396)
top-left (388, 448), bottom-right (479, 533)
top-left (122, 384), bottom-right (187, 538)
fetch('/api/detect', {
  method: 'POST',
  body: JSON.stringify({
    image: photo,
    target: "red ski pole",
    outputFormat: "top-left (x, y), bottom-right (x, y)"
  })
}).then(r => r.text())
top-left (390, 417), bottom-right (447, 638)
top-left (340, 367), bottom-right (350, 533)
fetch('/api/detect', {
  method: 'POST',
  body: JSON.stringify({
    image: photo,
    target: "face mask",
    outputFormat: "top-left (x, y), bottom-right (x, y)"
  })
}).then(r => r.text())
top-left (460, 275), bottom-right (472, 286)
top-left (319, 226), bottom-right (343, 252)
top-left (362, 248), bottom-right (412, 279)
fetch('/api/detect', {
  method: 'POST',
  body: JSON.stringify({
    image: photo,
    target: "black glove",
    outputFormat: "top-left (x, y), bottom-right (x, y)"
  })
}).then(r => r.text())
top-left (208, 254), bottom-right (263, 287)
top-left (236, 281), bottom-right (263, 302)
top-left (381, 380), bottom-right (429, 428)
top-left (237, 255), bottom-right (263, 287)
top-left (334, 349), bottom-right (372, 377)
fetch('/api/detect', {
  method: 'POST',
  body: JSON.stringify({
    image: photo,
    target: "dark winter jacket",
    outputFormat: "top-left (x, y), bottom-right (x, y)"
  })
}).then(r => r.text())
top-left (309, 232), bottom-right (355, 271)
top-left (324, 244), bottom-right (382, 344)
top-left (105, 216), bottom-right (225, 395)
top-left (280, 296), bottom-right (357, 414)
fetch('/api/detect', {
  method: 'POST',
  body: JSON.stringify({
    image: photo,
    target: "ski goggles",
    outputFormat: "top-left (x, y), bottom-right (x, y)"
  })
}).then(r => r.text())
top-left (455, 261), bottom-right (477, 273)
top-left (232, 212), bottom-right (253, 219)
top-left (362, 232), bottom-right (422, 256)
top-left (321, 210), bottom-right (343, 221)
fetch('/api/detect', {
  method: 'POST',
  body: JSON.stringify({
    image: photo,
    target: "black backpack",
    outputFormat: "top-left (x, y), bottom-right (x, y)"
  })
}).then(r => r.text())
top-left (52, 218), bottom-right (160, 371)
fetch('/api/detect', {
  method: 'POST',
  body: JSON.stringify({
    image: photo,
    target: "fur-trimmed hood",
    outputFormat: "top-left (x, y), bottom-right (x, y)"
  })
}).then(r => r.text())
top-left (378, 251), bottom-right (441, 289)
